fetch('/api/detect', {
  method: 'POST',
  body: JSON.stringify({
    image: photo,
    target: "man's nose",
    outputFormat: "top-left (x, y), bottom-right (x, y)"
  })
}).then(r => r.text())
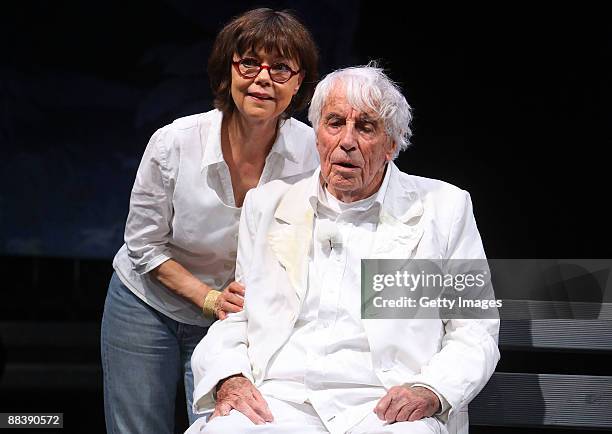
top-left (340, 124), bottom-right (357, 152)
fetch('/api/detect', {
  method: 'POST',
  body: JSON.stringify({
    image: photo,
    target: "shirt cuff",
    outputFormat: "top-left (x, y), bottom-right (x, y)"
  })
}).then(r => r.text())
top-left (133, 252), bottom-right (172, 275)
top-left (411, 383), bottom-right (450, 416)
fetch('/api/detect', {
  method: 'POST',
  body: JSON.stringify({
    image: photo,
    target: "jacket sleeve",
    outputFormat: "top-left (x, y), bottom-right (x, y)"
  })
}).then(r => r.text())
top-left (191, 189), bottom-right (259, 414)
top-left (405, 190), bottom-right (500, 422)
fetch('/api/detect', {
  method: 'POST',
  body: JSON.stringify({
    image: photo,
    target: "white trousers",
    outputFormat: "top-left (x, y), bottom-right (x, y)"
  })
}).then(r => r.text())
top-left (186, 395), bottom-right (445, 434)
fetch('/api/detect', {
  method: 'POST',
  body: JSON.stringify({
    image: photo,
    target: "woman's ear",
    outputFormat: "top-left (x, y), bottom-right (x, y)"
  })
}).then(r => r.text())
top-left (293, 72), bottom-right (304, 95)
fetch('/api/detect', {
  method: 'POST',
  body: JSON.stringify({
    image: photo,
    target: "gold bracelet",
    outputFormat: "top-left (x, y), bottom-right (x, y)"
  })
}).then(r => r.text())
top-left (202, 289), bottom-right (221, 319)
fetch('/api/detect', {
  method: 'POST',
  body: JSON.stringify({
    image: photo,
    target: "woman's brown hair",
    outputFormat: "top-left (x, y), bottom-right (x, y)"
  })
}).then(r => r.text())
top-left (208, 8), bottom-right (319, 119)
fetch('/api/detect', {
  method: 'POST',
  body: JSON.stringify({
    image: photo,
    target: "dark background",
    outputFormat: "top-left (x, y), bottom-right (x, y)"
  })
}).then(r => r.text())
top-left (1, 1), bottom-right (610, 433)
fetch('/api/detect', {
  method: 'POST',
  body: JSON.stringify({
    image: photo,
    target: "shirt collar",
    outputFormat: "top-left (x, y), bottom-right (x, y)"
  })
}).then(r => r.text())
top-left (269, 119), bottom-right (299, 164)
top-left (307, 163), bottom-right (393, 217)
top-left (201, 110), bottom-right (299, 170)
top-left (200, 110), bottom-right (225, 169)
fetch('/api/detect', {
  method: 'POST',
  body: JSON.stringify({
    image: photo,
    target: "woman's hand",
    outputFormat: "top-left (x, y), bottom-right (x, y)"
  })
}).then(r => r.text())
top-left (151, 260), bottom-right (245, 320)
top-left (215, 281), bottom-right (245, 320)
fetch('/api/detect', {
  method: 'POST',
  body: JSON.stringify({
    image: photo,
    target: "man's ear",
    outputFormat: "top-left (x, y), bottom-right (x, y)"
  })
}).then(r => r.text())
top-left (386, 140), bottom-right (397, 161)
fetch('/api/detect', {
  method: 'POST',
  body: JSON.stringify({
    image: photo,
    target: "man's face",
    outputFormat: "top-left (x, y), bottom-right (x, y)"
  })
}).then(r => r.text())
top-left (316, 86), bottom-right (396, 202)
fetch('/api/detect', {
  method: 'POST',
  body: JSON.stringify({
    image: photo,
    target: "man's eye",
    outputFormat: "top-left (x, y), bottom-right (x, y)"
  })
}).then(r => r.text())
top-left (359, 124), bottom-right (374, 133)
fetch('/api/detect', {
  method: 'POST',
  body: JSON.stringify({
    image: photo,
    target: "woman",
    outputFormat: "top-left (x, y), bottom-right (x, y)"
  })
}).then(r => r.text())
top-left (101, 8), bottom-right (319, 433)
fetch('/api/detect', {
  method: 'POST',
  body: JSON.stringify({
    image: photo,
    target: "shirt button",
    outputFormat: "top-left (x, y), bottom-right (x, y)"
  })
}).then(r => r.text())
top-left (223, 262), bottom-right (233, 271)
top-left (214, 279), bottom-right (223, 287)
top-left (229, 251), bottom-right (237, 258)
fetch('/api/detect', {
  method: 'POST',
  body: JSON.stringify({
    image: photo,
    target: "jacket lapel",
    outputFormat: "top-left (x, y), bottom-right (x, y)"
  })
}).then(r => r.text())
top-left (371, 210), bottom-right (424, 258)
top-left (267, 177), bottom-right (315, 302)
top-left (371, 162), bottom-right (424, 259)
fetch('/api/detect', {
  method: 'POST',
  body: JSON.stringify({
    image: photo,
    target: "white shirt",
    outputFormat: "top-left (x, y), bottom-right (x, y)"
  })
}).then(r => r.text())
top-left (112, 109), bottom-right (319, 326)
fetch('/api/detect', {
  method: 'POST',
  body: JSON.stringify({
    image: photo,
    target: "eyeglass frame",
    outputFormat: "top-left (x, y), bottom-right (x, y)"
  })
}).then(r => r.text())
top-left (232, 58), bottom-right (301, 83)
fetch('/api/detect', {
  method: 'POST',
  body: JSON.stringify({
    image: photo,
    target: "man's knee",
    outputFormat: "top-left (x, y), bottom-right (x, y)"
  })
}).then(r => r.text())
top-left (197, 411), bottom-right (256, 434)
top-left (350, 413), bottom-right (445, 434)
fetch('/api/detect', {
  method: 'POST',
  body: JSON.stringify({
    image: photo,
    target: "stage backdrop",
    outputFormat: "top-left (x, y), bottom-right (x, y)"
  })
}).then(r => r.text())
top-left (1, 2), bottom-right (610, 259)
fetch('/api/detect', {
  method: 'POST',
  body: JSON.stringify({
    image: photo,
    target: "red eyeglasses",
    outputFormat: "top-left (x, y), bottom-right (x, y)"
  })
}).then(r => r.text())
top-left (232, 58), bottom-right (301, 83)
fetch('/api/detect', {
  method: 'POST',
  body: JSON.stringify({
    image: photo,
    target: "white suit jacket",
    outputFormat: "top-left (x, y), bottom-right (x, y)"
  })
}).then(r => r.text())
top-left (191, 162), bottom-right (500, 426)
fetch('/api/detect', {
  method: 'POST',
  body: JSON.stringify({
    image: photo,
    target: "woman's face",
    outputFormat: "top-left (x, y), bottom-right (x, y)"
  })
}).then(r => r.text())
top-left (230, 49), bottom-right (302, 123)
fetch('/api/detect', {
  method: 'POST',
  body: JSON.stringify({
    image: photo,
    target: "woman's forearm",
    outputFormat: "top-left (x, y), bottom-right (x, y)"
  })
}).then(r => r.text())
top-left (151, 259), bottom-right (211, 309)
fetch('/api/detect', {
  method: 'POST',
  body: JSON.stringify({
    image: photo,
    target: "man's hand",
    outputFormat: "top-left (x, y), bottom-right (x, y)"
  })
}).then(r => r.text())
top-left (216, 281), bottom-right (245, 320)
top-left (211, 375), bottom-right (273, 424)
top-left (374, 386), bottom-right (440, 423)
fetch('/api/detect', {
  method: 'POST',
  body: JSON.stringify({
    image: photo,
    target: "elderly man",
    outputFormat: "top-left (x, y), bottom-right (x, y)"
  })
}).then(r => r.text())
top-left (187, 66), bottom-right (500, 434)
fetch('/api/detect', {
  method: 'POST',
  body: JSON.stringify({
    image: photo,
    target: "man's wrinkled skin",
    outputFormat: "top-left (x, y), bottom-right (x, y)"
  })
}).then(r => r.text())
top-left (211, 375), bottom-right (274, 425)
top-left (374, 386), bottom-right (440, 423)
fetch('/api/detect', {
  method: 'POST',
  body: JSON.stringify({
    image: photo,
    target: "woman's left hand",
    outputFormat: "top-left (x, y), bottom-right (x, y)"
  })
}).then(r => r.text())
top-left (215, 281), bottom-right (246, 320)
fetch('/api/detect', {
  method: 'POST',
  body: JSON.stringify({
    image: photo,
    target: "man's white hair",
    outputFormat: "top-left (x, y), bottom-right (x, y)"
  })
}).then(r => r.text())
top-left (308, 63), bottom-right (413, 158)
